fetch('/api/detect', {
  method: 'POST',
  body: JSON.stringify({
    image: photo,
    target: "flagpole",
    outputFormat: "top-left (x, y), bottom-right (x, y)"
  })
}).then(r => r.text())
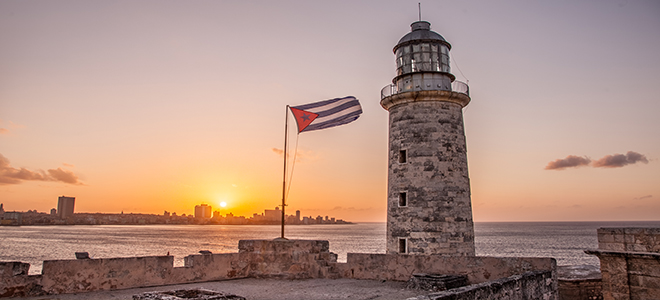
top-left (280, 105), bottom-right (289, 239)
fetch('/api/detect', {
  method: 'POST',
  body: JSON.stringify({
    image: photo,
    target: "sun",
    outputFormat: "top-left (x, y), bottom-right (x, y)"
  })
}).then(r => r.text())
top-left (220, 201), bottom-right (227, 208)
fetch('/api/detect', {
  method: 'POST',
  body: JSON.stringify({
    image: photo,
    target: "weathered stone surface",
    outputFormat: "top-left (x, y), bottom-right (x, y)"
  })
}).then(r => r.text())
top-left (588, 227), bottom-right (660, 300)
top-left (597, 228), bottom-right (660, 253)
top-left (133, 289), bottom-right (245, 300)
top-left (340, 253), bottom-right (556, 284)
top-left (0, 262), bottom-right (45, 298)
top-left (383, 95), bottom-right (475, 256)
top-left (406, 274), bottom-right (468, 292)
top-left (408, 271), bottom-right (556, 300)
top-left (41, 255), bottom-right (175, 294)
top-left (557, 265), bottom-right (603, 300)
top-left (238, 239), bottom-right (329, 254)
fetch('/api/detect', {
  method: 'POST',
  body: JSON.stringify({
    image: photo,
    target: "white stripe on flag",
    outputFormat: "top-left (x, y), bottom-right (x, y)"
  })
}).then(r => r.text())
top-left (304, 97), bottom-right (355, 114)
top-left (313, 104), bottom-right (362, 124)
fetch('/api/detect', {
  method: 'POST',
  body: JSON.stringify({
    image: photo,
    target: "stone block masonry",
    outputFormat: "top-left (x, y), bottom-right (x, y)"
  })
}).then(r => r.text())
top-left (587, 227), bottom-right (660, 300)
top-left (383, 91), bottom-right (475, 257)
top-left (409, 271), bottom-right (555, 300)
top-left (0, 239), bottom-right (556, 298)
top-left (597, 228), bottom-right (660, 253)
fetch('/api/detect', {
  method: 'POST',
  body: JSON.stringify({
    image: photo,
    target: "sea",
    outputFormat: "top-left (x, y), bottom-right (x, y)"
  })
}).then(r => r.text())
top-left (1, 221), bottom-right (659, 275)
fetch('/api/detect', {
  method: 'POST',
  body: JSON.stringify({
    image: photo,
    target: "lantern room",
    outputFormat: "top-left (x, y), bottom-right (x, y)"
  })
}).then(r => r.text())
top-left (391, 21), bottom-right (456, 94)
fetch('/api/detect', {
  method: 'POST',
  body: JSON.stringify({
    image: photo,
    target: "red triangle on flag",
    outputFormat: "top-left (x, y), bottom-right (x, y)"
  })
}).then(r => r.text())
top-left (290, 107), bottom-right (319, 133)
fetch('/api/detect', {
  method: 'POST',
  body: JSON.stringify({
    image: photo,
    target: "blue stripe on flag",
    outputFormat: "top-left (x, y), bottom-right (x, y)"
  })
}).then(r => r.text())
top-left (304, 112), bottom-right (361, 132)
top-left (291, 96), bottom-right (362, 133)
top-left (293, 96), bottom-right (355, 111)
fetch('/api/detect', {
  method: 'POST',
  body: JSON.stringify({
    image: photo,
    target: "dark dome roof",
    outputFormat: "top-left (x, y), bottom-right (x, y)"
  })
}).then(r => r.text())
top-left (394, 21), bottom-right (451, 52)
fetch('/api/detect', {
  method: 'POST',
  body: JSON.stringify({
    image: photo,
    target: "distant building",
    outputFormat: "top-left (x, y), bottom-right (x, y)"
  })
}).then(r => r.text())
top-left (295, 210), bottom-right (301, 222)
top-left (0, 211), bottom-right (21, 226)
top-left (264, 207), bottom-right (280, 222)
top-left (57, 196), bottom-right (75, 219)
top-left (194, 204), bottom-right (212, 218)
top-left (50, 208), bottom-right (57, 215)
top-left (0, 203), bottom-right (4, 214)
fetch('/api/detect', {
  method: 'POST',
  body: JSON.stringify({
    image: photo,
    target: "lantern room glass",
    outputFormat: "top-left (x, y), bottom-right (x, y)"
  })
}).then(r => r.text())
top-left (396, 43), bottom-right (450, 76)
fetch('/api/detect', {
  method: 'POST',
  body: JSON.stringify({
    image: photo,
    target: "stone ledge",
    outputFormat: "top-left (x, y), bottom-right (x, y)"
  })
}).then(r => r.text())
top-left (585, 249), bottom-right (660, 259)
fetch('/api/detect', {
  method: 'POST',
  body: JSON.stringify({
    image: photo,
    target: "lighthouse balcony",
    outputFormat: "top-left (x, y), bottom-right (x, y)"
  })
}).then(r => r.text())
top-left (381, 80), bottom-right (469, 100)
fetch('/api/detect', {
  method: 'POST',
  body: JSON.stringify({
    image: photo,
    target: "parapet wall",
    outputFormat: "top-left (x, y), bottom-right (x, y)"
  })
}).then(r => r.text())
top-left (588, 227), bottom-right (660, 300)
top-left (409, 270), bottom-right (555, 300)
top-left (0, 239), bottom-right (556, 298)
top-left (597, 227), bottom-right (660, 253)
top-left (337, 253), bottom-right (555, 284)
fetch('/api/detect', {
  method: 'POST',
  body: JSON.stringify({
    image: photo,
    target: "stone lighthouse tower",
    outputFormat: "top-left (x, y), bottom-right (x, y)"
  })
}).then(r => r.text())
top-left (381, 20), bottom-right (475, 256)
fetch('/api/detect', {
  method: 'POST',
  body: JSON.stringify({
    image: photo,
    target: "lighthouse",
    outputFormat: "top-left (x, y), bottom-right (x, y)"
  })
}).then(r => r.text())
top-left (381, 20), bottom-right (475, 256)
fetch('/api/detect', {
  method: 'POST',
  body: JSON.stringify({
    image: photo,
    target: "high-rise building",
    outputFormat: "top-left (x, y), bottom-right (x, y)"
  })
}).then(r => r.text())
top-left (381, 20), bottom-right (475, 256)
top-left (264, 207), bottom-right (280, 222)
top-left (57, 196), bottom-right (75, 219)
top-left (194, 204), bottom-right (212, 218)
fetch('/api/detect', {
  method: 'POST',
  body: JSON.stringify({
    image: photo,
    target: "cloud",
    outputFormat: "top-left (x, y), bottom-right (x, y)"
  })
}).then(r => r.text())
top-left (544, 155), bottom-right (591, 170)
top-left (47, 168), bottom-right (81, 184)
top-left (271, 148), bottom-right (318, 163)
top-left (633, 195), bottom-right (652, 201)
top-left (0, 120), bottom-right (25, 135)
top-left (592, 151), bottom-right (649, 168)
top-left (546, 151), bottom-right (650, 170)
top-left (0, 153), bottom-right (83, 185)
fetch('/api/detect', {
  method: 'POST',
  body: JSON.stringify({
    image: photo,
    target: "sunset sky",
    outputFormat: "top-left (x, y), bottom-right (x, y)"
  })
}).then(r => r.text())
top-left (1, 0), bottom-right (658, 222)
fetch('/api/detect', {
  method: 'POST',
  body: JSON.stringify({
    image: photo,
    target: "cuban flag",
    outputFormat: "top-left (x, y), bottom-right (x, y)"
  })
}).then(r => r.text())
top-left (290, 96), bottom-right (362, 133)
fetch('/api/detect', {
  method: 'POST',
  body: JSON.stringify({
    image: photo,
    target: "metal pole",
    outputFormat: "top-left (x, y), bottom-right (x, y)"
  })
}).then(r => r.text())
top-left (280, 105), bottom-right (289, 239)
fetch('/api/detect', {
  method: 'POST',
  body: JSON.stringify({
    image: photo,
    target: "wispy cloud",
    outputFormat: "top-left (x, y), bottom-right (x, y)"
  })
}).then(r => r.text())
top-left (593, 151), bottom-right (649, 168)
top-left (271, 148), bottom-right (318, 163)
top-left (544, 155), bottom-right (591, 170)
top-left (633, 195), bottom-right (652, 201)
top-left (0, 120), bottom-right (25, 135)
top-left (0, 153), bottom-right (83, 185)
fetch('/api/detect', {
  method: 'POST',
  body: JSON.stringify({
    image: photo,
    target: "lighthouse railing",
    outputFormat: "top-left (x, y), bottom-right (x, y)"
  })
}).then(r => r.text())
top-left (381, 81), bottom-right (470, 100)
top-left (451, 81), bottom-right (470, 96)
top-left (380, 84), bottom-right (398, 99)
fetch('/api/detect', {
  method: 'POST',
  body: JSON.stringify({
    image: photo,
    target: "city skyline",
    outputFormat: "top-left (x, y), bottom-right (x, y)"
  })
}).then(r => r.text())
top-left (0, 201), bottom-right (351, 226)
top-left (1, 1), bottom-right (659, 222)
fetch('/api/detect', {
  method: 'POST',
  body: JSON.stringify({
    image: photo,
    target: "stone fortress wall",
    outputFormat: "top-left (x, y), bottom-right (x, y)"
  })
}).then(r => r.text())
top-left (0, 239), bottom-right (556, 299)
top-left (587, 227), bottom-right (660, 300)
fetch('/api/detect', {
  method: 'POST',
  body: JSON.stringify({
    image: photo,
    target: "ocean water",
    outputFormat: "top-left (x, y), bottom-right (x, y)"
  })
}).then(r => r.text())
top-left (1, 221), bottom-right (659, 275)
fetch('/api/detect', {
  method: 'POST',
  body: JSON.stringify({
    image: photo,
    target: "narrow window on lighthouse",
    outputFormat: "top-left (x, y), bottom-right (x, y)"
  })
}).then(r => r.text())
top-left (398, 192), bottom-right (407, 207)
top-left (399, 149), bottom-right (407, 164)
top-left (399, 238), bottom-right (407, 254)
